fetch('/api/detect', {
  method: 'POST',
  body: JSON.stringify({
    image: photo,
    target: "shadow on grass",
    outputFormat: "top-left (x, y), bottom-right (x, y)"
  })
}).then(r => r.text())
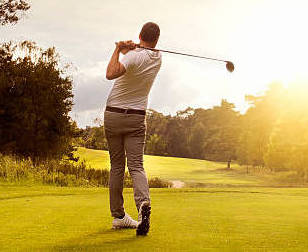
top-left (43, 228), bottom-right (148, 251)
top-left (189, 167), bottom-right (247, 176)
top-left (0, 193), bottom-right (76, 201)
top-left (181, 189), bottom-right (271, 194)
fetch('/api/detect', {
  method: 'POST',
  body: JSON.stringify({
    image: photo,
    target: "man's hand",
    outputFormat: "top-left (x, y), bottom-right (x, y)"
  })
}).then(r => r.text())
top-left (106, 40), bottom-right (138, 80)
top-left (106, 40), bottom-right (136, 80)
top-left (116, 40), bottom-right (137, 54)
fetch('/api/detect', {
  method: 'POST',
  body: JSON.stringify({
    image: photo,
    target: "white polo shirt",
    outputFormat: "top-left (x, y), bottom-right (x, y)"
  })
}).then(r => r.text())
top-left (106, 48), bottom-right (162, 110)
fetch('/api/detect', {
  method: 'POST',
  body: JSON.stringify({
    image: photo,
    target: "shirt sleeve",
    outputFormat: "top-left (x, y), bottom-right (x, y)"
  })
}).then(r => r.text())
top-left (120, 51), bottom-right (137, 72)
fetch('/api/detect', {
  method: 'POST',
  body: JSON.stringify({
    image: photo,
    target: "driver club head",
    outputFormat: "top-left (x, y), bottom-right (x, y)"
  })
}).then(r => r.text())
top-left (226, 61), bottom-right (235, 73)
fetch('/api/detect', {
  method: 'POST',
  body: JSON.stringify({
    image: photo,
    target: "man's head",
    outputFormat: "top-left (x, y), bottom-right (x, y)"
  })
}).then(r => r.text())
top-left (139, 22), bottom-right (160, 48)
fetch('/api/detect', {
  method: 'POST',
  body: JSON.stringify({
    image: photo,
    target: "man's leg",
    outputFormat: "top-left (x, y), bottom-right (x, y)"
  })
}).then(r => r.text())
top-left (105, 132), bottom-right (126, 218)
top-left (124, 116), bottom-right (150, 211)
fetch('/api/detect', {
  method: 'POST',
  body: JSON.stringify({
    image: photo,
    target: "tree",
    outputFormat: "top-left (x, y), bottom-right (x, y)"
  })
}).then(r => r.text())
top-left (165, 117), bottom-right (189, 157)
top-left (189, 122), bottom-right (206, 159)
top-left (78, 126), bottom-right (108, 150)
top-left (265, 83), bottom-right (308, 180)
top-left (0, 0), bottom-right (30, 25)
top-left (236, 84), bottom-right (284, 168)
top-left (146, 134), bottom-right (166, 156)
top-left (145, 109), bottom-right (169, 139)
top-left (0, 41), bottom-right (75, 161)
top-left (201, 100), bottom-right (240, 167)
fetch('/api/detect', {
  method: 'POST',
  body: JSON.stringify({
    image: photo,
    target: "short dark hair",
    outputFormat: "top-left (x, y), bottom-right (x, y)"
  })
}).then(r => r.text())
top-left (140, 22), bottom-right (160, 43)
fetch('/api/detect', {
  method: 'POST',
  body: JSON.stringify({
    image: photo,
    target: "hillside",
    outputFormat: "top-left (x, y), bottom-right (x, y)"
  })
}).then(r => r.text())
top-left (75, 147), bottom-right (265, 187)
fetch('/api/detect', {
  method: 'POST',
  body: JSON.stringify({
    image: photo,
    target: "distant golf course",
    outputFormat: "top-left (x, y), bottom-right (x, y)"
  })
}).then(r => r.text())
top-left (1, 148), bottom-right (308, 251)
top-left (75, 147), bottom-right (268, 187)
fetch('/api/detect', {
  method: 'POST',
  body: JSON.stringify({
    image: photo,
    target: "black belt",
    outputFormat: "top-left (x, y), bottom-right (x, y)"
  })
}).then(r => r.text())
top-left (106, 106), bottom-right (146, 115)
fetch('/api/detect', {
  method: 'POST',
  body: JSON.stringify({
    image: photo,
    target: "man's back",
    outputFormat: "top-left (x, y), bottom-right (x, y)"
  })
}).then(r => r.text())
top-left (106, 48), bottom-right (161, 110)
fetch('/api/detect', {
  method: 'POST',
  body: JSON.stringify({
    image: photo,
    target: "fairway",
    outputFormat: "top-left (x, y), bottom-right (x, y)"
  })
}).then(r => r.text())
top-left (1, 185), bottom-right (308, 251)
top-left (75, 147), bottom-right (264, 187)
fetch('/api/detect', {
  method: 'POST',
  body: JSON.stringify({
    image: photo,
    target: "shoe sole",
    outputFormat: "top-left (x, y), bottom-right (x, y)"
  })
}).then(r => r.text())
top-left (136, 202), bottom-right (151, 236)
top-left (112, 226), bottom-right (136, 229)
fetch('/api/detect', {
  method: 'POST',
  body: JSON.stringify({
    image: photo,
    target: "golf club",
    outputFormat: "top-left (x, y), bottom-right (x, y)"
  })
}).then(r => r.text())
top-left (138, 45), bottom-right (235, 73)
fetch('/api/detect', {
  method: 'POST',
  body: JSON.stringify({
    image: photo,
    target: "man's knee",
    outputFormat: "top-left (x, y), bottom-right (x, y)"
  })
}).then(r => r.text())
top-left (109, 151), bottom-right (125, 167)
top-left (126, 155), bottom-right (144, 171)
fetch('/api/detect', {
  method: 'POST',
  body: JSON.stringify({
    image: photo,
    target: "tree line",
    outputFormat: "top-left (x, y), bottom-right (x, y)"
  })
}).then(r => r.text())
top-left (81, 83), bottom-right (308, 181)
top-left (79, 100), bottom-right (239, 166)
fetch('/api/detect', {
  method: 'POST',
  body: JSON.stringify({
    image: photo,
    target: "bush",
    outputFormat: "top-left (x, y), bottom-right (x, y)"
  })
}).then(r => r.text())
top-left (0, 154), bottom-right (170, 188)
top-left (0, 153), bottom-right (35, 182)
top-left (148, 177), bottom-right (172, 188)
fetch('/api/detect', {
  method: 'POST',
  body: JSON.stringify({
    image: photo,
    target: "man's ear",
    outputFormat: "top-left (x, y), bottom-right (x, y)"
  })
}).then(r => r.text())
top-left (152, 38), bottom-right (158, 48)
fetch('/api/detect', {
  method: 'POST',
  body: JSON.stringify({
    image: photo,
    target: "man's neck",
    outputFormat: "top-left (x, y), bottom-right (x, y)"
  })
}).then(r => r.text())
top-left (139, 40), bottom-right (156, 48)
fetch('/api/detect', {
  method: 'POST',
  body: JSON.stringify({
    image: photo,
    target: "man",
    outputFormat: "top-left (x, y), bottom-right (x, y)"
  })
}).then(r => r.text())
top-left (104, 22), bottom-right (161, 236)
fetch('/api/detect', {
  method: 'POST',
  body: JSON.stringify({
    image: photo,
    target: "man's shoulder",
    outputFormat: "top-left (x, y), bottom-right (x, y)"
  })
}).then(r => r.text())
top-left (123, 49), bottom-right (148, 63)
top-left (123, 49), bottom-right (142, 61)
top-left (126, 48), bottom-right (142, 55)
top-left (123, 48), bottom-right (161, 67)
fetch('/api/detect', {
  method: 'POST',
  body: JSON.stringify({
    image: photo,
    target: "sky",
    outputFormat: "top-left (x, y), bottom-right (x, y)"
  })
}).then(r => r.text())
top-left (1, 0), bottom-right (307, 128)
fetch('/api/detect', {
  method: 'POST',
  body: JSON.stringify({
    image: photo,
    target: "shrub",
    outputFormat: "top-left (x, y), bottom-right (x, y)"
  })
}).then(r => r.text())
top-left (0, 154), bottom-right (170, 188)
top-left (148, 177), bottom-right (172, 188)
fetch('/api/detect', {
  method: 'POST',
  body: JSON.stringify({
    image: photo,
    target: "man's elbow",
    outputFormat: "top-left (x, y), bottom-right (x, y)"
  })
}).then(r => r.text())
top-left (106, 67), bottom-right (125, 80)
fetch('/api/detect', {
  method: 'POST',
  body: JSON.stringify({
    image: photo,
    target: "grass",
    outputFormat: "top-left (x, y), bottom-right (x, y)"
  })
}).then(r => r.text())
top-left (1, 185), bottom-right (308, 251)
top-left (75, 147), bottom-right (265, 186)
top-left (1, 148), bottom-right (307, 250)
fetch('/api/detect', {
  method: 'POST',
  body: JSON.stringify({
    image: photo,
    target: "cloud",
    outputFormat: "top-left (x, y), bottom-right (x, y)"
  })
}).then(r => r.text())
top-left (70, 109), bottom-right (102, 128)
top-left (70, 61), bottom-right (112, 127)
top-left (72, 60), bottom-right (111, 112)
top-left (148, 54), bottom-right (234, 114)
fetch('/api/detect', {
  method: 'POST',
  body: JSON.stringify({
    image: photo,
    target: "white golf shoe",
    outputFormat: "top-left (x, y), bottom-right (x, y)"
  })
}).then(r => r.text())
top-left (112, 213), bottom-right (138, 229)
top-left (136, 201), bottom-right (151, 236)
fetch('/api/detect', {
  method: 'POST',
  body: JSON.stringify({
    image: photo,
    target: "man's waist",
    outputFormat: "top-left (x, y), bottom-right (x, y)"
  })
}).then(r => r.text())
top-left (105, 106), bottom-right (146, 115)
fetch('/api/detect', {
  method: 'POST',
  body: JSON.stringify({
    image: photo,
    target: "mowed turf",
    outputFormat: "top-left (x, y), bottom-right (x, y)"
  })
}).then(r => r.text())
top-left (1, 185), bottom-right (308, 251)
top-left (75, 147), bottom-right (264, 186)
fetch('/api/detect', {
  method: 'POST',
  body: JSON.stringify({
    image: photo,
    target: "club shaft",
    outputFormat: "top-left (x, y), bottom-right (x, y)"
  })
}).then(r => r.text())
top-left (138, 45), bottom-right (228, 63)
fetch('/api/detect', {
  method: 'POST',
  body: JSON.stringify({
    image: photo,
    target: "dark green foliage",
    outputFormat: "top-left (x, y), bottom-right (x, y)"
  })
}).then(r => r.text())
top-left (201, 100), bottom-right (240, 163)
top-left (148, 177), bottom-right (172, 188)
top-left (79, 126), bottom-right (108, 150)
top-left (144, 109), bottom-right (169, 155)
top-left (80, 103), bottom-right (241, 165)
top-left (146, 134), bottom-right (167, 156)
top-left (0, 41), bottom-right (76, 161)
top-left (0, 0), bottom-right (30, 25)
top-left (164, 115), bottom-right (191, 158)
top-left (189, 122), bottom-right (206, 158)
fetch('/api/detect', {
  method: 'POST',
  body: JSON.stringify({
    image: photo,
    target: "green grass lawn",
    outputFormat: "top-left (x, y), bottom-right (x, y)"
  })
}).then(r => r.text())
top-left (1, 185), bottom-right (308, 251)
top-left (2, 148), bottom-right (306, 250)
top-left (75, 147), bottom-right (264, 186)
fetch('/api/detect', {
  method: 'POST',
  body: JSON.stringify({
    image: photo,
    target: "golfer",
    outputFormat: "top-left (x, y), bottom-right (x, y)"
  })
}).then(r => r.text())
top-left (104, 22), bottom-right (161, 235)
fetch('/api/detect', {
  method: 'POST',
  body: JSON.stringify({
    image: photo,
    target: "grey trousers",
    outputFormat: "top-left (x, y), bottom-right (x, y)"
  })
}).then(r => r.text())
top-left (104, 110), bottom-right (150, 218)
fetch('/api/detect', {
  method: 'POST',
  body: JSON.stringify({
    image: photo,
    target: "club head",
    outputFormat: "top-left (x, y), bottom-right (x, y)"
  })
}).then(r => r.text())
top-left (226, 61), bottom-right (234, 73)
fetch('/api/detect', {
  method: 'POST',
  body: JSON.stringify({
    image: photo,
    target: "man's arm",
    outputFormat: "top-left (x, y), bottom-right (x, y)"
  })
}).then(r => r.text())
top-left (106, 41), bottom-right (136, 80)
